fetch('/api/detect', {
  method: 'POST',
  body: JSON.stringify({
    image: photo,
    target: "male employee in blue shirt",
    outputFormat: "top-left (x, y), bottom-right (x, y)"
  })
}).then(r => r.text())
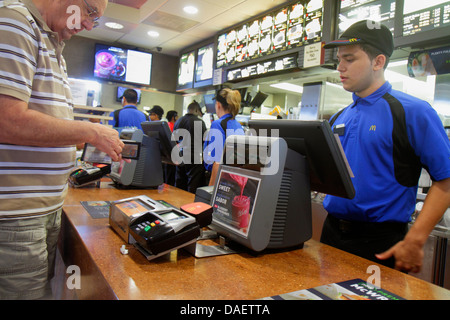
top-left (109, 89), bottom-right (148, 129)
top-left (321, 20), bottom-right (450, 272)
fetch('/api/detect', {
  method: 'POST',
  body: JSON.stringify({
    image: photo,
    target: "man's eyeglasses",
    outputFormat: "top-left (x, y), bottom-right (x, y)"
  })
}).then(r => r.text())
top-left (83, 0), bottom-right (99, 28)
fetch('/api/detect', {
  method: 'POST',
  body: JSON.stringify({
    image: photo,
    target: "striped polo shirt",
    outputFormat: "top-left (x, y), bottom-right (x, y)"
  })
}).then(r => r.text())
top-left (0, 0), bottom-right (75, 219)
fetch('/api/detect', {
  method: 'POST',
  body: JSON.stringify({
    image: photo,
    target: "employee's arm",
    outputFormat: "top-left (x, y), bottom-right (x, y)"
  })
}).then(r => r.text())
top-left (377, 177), bottom-right (450, 272)
top-left (0, 94), bottom-right (124, 162)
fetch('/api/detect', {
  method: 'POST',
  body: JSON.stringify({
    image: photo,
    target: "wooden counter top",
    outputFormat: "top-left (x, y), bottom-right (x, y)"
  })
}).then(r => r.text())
top-left (60, 182), bottom-right (450, 300)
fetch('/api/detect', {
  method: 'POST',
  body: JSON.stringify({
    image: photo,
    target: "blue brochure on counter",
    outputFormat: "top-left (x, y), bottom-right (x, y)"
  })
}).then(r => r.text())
top-left (81, 201), bottom-right (111, 219)
top-left (262, 278), bottom-right (405, 300)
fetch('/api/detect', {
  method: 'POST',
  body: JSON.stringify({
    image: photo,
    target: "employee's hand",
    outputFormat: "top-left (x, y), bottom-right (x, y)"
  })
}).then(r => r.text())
top-left (88, 123), bottom-right (124, 162)
top-left (375, 240), bottom-right (424, 273)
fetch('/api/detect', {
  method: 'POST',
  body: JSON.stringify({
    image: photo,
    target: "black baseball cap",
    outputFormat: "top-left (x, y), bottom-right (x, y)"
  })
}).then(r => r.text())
top-left (324, 20), bottom-right (394, 57)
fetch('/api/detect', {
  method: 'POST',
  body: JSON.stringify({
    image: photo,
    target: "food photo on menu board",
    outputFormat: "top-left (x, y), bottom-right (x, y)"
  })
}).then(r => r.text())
top-left (259, 15), bottom-right (274, 56)
top-left (304, 0), bottom-right (323, 44)
top-left (236, 25), bottom-right (249, 63)
top-left (94, 46), bottom-right (127, 82)
top-left (212, 170), bottom-right (261, 237)
top-left (287, 2), bottom-right (305, 48)
top-left (216, 33), bottom-right (228, 68)
top-left (247, 20), bottom-right (260, 59)
top-left (272, 7), bottom-right (288, 52)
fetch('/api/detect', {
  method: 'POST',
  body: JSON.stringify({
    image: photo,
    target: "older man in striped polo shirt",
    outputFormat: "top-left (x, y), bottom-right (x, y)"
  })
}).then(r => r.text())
top-left (0, 0), bottom-right (124, 299)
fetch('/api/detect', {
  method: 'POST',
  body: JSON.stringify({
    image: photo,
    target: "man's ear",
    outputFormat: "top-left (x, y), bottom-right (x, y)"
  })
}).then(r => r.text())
top-left (373, 54), bottom-right (387, 71)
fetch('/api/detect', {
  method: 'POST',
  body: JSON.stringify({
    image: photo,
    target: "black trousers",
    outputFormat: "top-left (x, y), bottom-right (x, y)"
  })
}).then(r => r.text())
top-left (320, 214), bottom-right (408, 269)
top-left (164, 163), bottom-right (176, 186)
top-left (175, 164), bottom-right (206, 194)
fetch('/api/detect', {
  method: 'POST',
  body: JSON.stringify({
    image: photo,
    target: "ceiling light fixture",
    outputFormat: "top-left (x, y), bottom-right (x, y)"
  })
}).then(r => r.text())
top-left (147, 30), bottom-right (160, 38)
top-left (105, 22), bottom-right (124, 30)
top-left (183, 6), bottom-right (198, 14)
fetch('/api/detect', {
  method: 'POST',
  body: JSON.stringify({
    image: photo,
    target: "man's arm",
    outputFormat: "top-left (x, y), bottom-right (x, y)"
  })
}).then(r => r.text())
top-left (376, 177), bottom-right (450, 272)
top-left (0, 94), bottom-right (124, 162)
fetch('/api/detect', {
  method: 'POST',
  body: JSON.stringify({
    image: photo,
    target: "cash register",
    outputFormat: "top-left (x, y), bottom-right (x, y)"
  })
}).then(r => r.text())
top-left (194, 120), bottom-right (355, 256)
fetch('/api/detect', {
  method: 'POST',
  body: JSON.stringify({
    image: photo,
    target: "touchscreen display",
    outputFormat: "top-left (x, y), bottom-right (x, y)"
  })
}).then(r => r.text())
top-left (82, 143), bottom-right (111, 164)
top-left (116, 200), bottom-right (152, 217)
top-left (82, 141), bottom-right (140, 163)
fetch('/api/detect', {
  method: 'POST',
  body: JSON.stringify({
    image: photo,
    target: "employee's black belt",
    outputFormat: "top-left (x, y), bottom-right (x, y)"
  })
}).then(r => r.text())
top-left (327, 214), bottom-right (408, 235)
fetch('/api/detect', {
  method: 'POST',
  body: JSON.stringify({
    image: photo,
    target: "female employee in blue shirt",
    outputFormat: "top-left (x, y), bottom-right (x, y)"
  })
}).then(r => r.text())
top-left (322, 20), bottom-right (450, 272)
top-left (204, 88), bottom-right (245, 184)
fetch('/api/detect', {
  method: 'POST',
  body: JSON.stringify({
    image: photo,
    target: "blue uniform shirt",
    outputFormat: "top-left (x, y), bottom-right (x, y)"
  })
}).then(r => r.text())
top-left (324, 82), bottom-right (450, 223)
top-left (203, 114), bottom-right (245, 171)
top-left (109, 105), bottom-right (147, 130)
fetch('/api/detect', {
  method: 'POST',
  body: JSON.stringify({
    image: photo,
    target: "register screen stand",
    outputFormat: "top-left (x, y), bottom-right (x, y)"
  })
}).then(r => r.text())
top-left (185, 230), bottom-right (238, 258)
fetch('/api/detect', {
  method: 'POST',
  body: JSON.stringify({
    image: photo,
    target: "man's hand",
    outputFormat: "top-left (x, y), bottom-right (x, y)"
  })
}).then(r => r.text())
top-left (376, 240), bottom-right (424, 273)
top-left (86, 123), bottom-right (125, 162)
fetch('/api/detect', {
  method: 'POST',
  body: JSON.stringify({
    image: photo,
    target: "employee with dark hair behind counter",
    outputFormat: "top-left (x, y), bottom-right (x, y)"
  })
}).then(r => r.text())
top-left (321, 20), bottom-right (450, 273)
top-left (0, 0), bottom-right (124, 300)
top-left (148, 105), bottom-right (164, 121)
top-left (109, 88), bottom-right (148, 129)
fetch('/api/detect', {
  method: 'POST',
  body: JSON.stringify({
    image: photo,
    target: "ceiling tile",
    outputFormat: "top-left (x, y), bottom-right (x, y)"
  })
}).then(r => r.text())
top-left (143, 11), bottom-right (200, 33)
top-left (109, 0), bottom-right (148, 10)
top-left (75, 0), bottom-right (298, 56)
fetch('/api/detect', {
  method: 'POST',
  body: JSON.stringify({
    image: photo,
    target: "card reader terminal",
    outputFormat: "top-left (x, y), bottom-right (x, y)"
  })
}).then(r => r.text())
top-left (109, 195), bottom-right (170, 243)
top-left (129, 208), bottom-right (199, 256)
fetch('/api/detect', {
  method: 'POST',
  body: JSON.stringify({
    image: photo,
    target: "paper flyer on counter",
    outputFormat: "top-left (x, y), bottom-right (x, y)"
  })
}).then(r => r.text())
top-left (262, 279), bottom-right (405, 300)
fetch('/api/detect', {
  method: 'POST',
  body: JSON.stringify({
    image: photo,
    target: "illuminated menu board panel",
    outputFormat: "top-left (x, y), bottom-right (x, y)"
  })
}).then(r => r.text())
top-left (305, 0), bottom-right (324, 44)
top-left (216, 1), bottom-right (323, 69)
top-left (402, 0), bottom-right (450, 36)
top-left (177, 51), bottom-right (195, 90)
top-left (227, 53), bottom-right (298, 81)
top-left (287, 3), bottom-right (305, 48)
top-left (273, 8), bottom-right (289, 52)
top-left (259, 14), bottom-right (274, 56)
top-left (338, 0), bottom-right (396, 36)
top-left (194, 43), bottom-right (214, 88)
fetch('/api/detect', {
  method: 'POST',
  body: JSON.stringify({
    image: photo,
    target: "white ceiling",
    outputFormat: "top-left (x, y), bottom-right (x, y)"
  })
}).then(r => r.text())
top-left (75, 0), bottom-right (417, 97)
top-left (76, 0), bottom-right (292, 57)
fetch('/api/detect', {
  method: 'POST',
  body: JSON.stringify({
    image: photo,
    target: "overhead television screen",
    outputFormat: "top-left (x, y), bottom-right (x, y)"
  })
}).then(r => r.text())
top-left (116, 86), bottom-right (142, 103)
top-left (94, 44), bottom-right (152, 85)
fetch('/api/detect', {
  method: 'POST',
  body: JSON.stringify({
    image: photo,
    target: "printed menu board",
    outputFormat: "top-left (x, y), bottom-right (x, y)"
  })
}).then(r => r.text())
top-left (216, 1), bottom-right (324, 68)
